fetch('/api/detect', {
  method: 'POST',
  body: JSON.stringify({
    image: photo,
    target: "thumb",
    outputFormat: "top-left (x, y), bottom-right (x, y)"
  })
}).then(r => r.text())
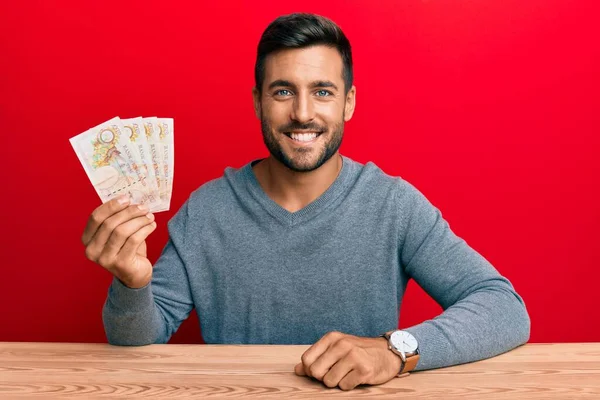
top-left (137, 240), bottom-right (147, 257)
top-left (294, 363), bottom-right (306, 376)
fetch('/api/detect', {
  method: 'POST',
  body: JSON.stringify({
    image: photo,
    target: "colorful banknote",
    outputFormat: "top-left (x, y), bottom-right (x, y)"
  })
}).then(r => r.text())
top-left (70, 116), bottom-right (174, 212)
top-left (121, 117), bottom-right (161, 208)
top-left (142, 117), bottom-right (166, 211)
top-left (156, 118), bottom-right (174, 211)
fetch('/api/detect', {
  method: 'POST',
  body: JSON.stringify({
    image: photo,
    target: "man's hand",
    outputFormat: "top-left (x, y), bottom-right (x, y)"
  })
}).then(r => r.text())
top-left (294, 331), bottom-right (403, 391)
top-left (82, 195), bottom-right (157, 289)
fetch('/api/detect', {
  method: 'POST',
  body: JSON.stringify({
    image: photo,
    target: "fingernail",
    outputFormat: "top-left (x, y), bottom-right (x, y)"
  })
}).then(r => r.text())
top-left (138, 204), bottom-right (149, 212)
top-left (118, 195), bottom-right (130, 205)
top-left (146, 213), bottom-right (154, 219)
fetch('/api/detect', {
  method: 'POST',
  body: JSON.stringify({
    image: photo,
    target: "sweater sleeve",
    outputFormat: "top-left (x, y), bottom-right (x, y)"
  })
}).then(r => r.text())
top-left (102, 200), bottom-right (195, 345)
top-left (397, 181), bottom-right (531, 371)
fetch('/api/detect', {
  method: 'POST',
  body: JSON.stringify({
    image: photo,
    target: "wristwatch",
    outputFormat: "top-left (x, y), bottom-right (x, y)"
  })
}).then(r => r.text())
top-left (382, 330), bottom-right (420, 375)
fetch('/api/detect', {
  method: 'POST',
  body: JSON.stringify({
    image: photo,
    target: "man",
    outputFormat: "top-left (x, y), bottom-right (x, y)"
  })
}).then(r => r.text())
top-left (82, 13), bottom-right (530, 391)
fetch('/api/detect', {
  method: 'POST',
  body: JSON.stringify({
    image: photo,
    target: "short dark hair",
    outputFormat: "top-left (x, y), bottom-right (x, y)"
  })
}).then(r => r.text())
top-left (255, 13), bottom-right (353, 95)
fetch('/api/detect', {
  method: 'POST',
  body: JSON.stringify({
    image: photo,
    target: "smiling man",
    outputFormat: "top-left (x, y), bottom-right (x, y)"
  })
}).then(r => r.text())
top-left (252, 41), bottom-right (353, 213)
top-left (84, 13), bottom-right (530, 391)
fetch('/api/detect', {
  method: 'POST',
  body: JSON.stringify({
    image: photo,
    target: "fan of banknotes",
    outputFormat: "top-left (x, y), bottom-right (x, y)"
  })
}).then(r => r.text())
top-left (70, 117), bottom-right (174, 213)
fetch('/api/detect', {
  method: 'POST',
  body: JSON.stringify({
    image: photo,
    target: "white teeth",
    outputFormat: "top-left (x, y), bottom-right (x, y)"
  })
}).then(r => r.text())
top-left (290, 132), bottom-right (318, 142)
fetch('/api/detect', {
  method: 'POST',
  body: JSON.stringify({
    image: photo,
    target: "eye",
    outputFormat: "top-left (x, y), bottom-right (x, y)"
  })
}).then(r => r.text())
top-left (275, 89), bottom-right (292, 96)
top-left (316, 90), bottom-right (332, 97)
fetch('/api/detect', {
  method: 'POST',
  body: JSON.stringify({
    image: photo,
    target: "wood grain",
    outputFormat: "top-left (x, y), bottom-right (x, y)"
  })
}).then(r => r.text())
top-left (0, 342), bottom-right (599, 399)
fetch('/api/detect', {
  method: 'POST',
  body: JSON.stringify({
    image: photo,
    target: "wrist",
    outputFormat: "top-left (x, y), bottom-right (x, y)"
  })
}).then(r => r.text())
top-left (118, 275), bottom-right (151, 289)
top-left (380, 330), bottom-right (420, 375)
top-left (376, 336), bottom-right (403, 374)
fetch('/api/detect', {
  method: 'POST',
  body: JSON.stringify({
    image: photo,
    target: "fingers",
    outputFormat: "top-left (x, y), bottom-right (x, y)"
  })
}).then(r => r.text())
top-left (300, 331), bottom-right (344, 377)
top-left (322, 356), bottom-right (355, 389)
top-left (323, 348), bottom-right (370, 390)
top-left (306, 337), bottom-right (353, 380)
top-left (96, 214), bottom-right (155, 268)
top-left (294, 363), bottom-right (306, 376)
top-left (84, 204), bottom-right (152, 263)
top-left (337, 369), bottom-right (363, 391)
top-left (117, 220), bottom-right (157, 260)
top-left (295, 334), bottom-right (390, 391)
top-left (82, 195), bottom-right (131, 245)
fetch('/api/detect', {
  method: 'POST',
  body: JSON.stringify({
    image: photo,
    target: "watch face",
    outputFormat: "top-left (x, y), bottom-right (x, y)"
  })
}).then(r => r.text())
top-left (390, 331), bottom-right (418, 353)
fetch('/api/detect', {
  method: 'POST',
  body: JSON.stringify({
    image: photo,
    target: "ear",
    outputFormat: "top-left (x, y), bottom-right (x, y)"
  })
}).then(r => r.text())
top-left (252, 87), bottom-right (261, 119)
top-left (343, 85), bottom-right (356, 122)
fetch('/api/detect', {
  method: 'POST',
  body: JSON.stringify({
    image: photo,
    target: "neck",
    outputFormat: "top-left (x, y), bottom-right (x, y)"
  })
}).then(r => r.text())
top-left (253, 153), bottom-right (343, 213)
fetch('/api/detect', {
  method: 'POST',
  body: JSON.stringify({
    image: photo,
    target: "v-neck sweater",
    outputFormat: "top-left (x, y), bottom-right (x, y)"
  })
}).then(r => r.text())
top-left (102, 155), bottom-right (530, 371)
top-left (244, 155), bottom-right (353, 226)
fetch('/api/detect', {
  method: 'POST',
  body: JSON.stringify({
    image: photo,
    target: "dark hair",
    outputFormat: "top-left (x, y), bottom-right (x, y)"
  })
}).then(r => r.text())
top-left (255, 13), bottom-right (353, 95)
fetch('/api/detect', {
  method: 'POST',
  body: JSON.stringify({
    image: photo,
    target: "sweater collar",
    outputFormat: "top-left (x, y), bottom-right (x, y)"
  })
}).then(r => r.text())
top-left (241, 154), bottom-right (355, 227)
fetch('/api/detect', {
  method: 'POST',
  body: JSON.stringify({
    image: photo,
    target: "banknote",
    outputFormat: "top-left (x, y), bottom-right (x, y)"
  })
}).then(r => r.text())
top-left (156, 118), bottom-right (174, 211)
top-left (142, 117), bottom-right (166, 212)
top-left (121, 117), bottom-right (161, 206)
top-left (70, 117), bottom-right (166, 209)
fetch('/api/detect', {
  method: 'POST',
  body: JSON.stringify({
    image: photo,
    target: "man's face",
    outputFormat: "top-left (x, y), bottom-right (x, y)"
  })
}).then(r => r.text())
top-left (253, 45), bottom-right (356, 172)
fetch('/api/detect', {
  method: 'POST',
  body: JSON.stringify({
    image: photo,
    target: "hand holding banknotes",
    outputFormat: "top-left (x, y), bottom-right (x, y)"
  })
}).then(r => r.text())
top-left (82, 195), bottom-right (157, 288)
top-left (71, 116), bottom-right (174, 287)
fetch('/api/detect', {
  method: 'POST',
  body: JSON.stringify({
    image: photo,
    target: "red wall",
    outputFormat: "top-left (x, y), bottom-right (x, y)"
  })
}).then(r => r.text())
top-left (1, 1), bottom-right (598, 344)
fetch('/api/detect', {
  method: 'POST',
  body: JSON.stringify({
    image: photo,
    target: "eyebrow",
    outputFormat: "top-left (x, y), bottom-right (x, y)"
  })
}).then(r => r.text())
top-left (267, 79), bottom-right (339, 91)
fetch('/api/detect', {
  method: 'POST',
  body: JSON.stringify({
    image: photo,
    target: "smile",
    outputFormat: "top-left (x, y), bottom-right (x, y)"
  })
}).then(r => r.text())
top-left (284, 132), bottom-right (322, 143)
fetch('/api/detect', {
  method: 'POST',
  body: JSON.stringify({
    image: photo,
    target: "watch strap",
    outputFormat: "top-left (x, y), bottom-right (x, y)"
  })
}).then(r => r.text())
top-left (400, 353), bottom-right (420, 374)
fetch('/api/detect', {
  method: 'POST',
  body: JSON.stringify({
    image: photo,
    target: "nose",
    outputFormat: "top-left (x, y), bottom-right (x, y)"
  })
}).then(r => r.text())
top-left (290, 90), bottom-right (315, 123)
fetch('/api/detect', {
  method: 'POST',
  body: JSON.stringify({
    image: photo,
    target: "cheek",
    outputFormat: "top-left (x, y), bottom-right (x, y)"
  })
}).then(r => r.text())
top-left (263, 105), bottom-right (289, 128)
top-left (317, 101), bottom-right (344, 119)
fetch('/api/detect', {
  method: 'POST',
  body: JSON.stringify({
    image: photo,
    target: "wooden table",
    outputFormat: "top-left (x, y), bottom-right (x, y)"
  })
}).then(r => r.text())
top-left (1, 342), bottom-right (599, 399)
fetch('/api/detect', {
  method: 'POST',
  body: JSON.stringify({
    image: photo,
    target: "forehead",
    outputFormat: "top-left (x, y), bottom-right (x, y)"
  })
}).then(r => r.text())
top-left (263, 45), bottom-right (344, 87)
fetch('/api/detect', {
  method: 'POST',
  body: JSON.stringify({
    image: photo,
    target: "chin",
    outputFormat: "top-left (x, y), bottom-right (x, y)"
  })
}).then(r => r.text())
top-left (288, 163), bottom-right (321, 173)
top-left (283, 154), bottom-right (329, 173)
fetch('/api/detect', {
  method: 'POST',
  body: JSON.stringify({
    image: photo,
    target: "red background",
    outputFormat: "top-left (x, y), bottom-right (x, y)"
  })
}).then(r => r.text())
top-left (0, 1), bottom-right (598, 344)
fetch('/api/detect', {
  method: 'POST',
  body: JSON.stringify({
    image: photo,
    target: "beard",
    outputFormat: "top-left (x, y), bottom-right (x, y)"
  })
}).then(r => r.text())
top-left (260, 111), bottom-right (345, 173)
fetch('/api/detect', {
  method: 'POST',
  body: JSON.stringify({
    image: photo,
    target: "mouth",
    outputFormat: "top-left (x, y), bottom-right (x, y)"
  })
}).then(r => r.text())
top-left (283, 131), bottom-right (323, 144)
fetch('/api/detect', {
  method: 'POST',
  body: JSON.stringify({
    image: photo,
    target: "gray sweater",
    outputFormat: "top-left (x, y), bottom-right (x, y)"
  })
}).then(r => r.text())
top-left (103, 155), bottom-right (530, 371)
